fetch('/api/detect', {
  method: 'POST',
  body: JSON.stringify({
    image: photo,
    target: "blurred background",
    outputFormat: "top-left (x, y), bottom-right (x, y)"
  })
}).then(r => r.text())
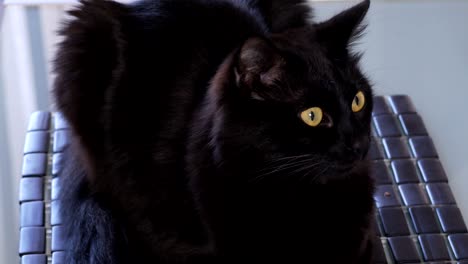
top-left (1, 0), bottom-right (467, 263)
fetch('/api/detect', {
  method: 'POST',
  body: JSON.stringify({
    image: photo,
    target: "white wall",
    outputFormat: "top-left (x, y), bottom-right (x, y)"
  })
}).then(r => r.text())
top-left (314, 0), bottom-right (468, 225)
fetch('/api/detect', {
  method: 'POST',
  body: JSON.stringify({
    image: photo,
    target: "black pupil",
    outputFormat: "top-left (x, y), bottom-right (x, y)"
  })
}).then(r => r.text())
top-left (355, 96), bottom-right (360, 105)
top-left (309, 112), bottom-right (315, 120)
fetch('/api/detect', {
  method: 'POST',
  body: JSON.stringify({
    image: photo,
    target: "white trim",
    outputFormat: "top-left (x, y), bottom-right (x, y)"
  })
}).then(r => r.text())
top-left (4, 0), bottom-right (134, 5)
top-left (5, 0), bottom-right (76, 5)
top-left (3, 0), bottom-right (360, 6)
top-left (4, 0), bottom-right (468, 7)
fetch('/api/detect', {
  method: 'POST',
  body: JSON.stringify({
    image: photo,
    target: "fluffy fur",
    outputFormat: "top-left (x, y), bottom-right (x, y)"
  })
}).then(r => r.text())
top-left (53, 0), bottom-right (375, 263)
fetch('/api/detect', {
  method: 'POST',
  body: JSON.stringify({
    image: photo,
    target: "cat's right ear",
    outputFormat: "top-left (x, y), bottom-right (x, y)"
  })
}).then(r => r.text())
top-left (315, 0), bottom-right (370, 59)
top-left (235, 38), bottom-right (285, 100)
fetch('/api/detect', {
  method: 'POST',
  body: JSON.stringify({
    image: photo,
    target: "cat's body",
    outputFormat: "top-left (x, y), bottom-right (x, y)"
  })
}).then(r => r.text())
top-left (54, 0), bottom-right (375, 263)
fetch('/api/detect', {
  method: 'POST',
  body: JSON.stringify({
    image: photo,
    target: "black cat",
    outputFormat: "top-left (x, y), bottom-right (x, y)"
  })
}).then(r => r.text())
top-left (53, 0), bottom-right (375, 263)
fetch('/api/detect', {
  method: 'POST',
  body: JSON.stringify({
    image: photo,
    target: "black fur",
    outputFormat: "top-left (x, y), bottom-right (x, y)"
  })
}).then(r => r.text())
top-left (53, 0), bottom-right (375, 263)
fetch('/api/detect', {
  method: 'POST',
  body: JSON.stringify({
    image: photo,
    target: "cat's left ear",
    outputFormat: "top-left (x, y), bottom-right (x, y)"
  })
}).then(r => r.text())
top-left (316, 0), bottom-right (370, 58)
top-left (235, 37), bottom-right (285, 100)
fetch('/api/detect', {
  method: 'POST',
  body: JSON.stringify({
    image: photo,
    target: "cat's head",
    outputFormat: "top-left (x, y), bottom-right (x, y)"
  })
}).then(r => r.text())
top-left (210, 0), bottom-right (372, 182)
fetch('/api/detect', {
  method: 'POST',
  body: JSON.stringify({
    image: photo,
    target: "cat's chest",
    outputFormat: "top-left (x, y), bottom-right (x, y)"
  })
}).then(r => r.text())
top-left (222, 185), bottom-right (372, 260)
top-left (230, 181), bottom-right (372, 230)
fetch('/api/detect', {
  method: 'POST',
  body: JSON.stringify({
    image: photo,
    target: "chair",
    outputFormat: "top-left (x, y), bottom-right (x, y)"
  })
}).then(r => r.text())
top-left (19, 112), bottom-right (67, 264)
top-left (18, 95), bottom-right (468, 263)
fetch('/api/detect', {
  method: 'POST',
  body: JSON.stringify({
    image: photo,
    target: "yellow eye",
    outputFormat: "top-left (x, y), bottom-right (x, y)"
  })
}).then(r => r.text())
top-left (300, 107), bottom-right (323, 127)
top-left (352, 91), bottom-right (366, 112)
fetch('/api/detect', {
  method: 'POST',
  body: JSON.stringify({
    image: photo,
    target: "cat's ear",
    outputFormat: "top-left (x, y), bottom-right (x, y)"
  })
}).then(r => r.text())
top-left (235, 37), bottom-right (285, 100)
top-left (316, 0), bottom-right (370, 58)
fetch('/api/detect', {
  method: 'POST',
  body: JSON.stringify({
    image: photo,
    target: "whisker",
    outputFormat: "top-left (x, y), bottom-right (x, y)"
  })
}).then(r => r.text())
top-left (251, 159), bottom-right (312, 183)
top-left (260, 154), bottom-right (311, 166)
top-left (287, 160), bottom-right (322, 176)
top-left (269, 154), bottom-right (312, 162)
top-left (266, 158), bottom-right (312, 174)
top-left (309, 163), bottom-right (332, 183)
top-left (256, 154), bottom-right (312, 173)
top-left (250, 156), bottom-right (319, 183)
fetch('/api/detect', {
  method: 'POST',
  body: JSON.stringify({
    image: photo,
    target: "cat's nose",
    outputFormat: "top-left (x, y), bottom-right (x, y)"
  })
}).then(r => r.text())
top-left (331, 141), bottom-right (367, 162)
